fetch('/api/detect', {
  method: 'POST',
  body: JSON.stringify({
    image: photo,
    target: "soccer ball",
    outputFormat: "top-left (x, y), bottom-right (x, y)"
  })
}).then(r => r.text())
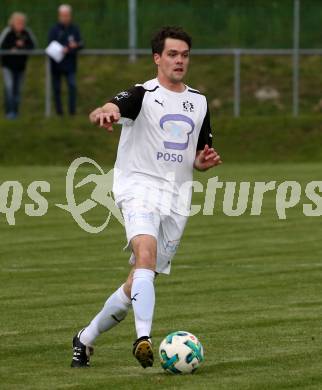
top-left (159, 331), bottom-right (204, 374)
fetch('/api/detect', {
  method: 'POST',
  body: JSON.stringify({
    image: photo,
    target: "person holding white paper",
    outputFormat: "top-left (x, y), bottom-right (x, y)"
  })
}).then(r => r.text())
top-left (48, 4), bottom-right (83, 115)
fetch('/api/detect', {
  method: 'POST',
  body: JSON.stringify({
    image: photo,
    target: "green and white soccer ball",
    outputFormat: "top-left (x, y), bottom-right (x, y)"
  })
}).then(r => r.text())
top-left (159, 331), bottom-right (204, 374)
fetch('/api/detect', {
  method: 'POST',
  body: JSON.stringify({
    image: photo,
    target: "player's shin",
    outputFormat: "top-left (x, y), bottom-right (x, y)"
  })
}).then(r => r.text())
top-left (131, 269), bottom-right (155, 338)
top-left (80, 284), bottom-right (131, 345)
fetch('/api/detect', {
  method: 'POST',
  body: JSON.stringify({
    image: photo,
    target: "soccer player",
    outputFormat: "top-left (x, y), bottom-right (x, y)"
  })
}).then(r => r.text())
top-left (71, 26), bottom-right (222, 368)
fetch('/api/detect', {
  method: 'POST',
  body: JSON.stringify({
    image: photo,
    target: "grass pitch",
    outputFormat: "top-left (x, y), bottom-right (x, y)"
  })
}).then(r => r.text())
top-left (0, 163), bottom-right (322, 390)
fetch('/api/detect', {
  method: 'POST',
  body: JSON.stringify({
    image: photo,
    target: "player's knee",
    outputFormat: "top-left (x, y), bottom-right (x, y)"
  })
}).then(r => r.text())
top-left (135, 248), bottom-right (156, 270)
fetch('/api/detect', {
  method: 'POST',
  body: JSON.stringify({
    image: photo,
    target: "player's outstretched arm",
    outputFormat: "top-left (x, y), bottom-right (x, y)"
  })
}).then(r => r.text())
top-left (89, 102), bottom-right (121, 132)
top-left (194, 144), bottom-right (222, 171)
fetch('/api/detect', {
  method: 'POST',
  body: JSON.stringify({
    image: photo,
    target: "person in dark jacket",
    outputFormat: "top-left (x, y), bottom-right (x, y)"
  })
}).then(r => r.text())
top-left (48, 4), bottom-right (83, 115)
top-left (0, 12), bottom-right (36, 119)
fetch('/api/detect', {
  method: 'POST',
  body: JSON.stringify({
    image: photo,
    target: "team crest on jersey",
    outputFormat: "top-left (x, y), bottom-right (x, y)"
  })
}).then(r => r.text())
top-left (114, 91), bottom-right (131, 101)
top-left (183, 100), bottom-right (194, 112)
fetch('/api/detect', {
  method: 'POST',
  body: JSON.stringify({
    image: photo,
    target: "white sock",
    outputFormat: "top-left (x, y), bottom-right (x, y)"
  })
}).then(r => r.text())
top-left (131, 268), bottom-right (155, 339)
top-left (80, 284), bottom-right (131, 345)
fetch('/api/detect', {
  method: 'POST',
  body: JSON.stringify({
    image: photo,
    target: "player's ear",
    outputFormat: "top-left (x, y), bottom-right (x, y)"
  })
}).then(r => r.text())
top-left (153, 53), bottom-right (161, 66)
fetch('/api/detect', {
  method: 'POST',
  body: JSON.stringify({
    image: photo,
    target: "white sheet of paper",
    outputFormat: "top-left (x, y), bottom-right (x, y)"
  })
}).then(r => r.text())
top-left (45, 41), bottom-right (65, 63)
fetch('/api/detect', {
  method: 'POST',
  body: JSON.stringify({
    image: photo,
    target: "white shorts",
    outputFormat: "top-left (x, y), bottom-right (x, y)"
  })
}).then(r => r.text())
top-left (121, 199), bottom-right (188, 274)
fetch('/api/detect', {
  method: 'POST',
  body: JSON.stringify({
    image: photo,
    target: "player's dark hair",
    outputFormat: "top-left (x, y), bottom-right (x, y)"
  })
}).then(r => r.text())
top-left (151, 26), bottom-right (192, 55)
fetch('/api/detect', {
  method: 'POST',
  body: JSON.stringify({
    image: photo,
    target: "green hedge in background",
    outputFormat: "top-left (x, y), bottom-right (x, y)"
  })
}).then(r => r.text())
top-left (2, 0), bottom-right (322, 49)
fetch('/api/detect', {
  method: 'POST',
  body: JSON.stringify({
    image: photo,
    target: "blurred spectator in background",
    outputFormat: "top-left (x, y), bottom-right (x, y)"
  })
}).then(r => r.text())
top-left (0, 12), bottom-right (36, 119)
top-left (48, 4), bottom-right (83, 116)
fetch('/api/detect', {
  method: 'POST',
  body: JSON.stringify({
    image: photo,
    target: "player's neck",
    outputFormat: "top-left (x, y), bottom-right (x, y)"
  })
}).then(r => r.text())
top-left (157, 76), bottom-right (186, 93)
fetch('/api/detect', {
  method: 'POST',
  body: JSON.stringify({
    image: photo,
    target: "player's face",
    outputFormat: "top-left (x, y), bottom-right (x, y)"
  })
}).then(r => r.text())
top-left (154, 38), bottom-right (190, 83)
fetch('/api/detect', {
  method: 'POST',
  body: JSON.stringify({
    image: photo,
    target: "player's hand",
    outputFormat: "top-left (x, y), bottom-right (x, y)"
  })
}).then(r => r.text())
top-left (194, 144), bottom-right (222, 171)
top-left (94, 111), bottom-right (120, 132)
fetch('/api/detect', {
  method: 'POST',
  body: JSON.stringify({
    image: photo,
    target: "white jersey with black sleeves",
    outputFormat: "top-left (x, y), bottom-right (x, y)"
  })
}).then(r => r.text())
top-left (109, 78), bottom-right (213, 216)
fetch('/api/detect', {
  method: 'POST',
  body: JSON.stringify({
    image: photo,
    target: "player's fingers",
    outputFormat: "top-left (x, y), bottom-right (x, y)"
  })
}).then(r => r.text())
top-left (105, 123), bottom-right (114, 132)
top-left (101, 118), bottom-right (113, 130)
top-left (206, 155), bottom-right (221, 165)
top-left (208, 159), bottom-right (221, 168)
top-left (94, 114), bottom-right (100, 124)
top-left (213, 155), bottom-right (222, 164)
top-left (102, 113), bottom-right (111, 126)
top-left (208, 148), bottom-right (220, 155)
top-left (211, 150), bottom-right (220, 158)
top-left (112, 112), bottom-right (120, 122)
top-left (205, 152), bottom-right (216, 161)
top-left (99, 114), bottom-right (104, 127)
top-left (100, 114), bottom-right (111, 128)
